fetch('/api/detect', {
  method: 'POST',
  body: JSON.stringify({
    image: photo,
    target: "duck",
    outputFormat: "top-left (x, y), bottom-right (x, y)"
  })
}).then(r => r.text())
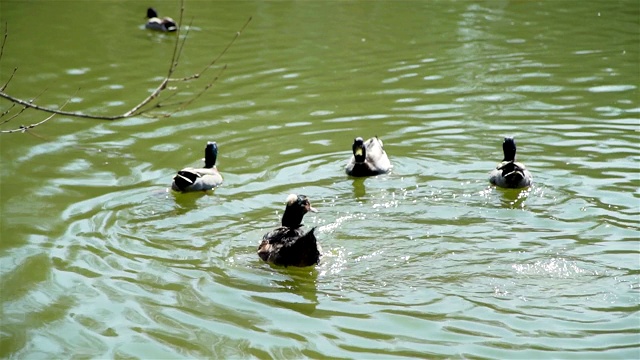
top-left (258, 194), bottom-right (321, 267)
top-left (489, 137), bottom-right (533, 188)
top-left (345, 136), bottom-right (392, 177)
top-left (171, 141), bottom-right (223, 192)
top-left (145, 7), bottom-right (177, 32)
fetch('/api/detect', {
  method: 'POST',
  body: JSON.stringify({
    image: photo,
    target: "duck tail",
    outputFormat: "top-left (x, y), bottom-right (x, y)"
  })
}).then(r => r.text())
top-left (500, 162), bottom-right (526, 185)
top-left (294, 227), bottom-right (316, 245)
top-left (165, 22), bottom-right (178, 32)
top-left (288, 227), bottom-right (320, 266)
top-left (498, 161), bottom-right (516, 174)
top-left (172, 170), bottom-right (198, 191)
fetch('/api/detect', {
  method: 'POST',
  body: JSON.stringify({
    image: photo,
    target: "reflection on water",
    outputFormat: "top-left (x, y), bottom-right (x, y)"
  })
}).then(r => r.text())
top-left (1, 0), bottom-right (639, 359)
top-left (350, 178), bottom-right (367, 199)
top-left (171, 190), bottom-right (213, 215)
top-left (495, 186), bottom-right (533, 209)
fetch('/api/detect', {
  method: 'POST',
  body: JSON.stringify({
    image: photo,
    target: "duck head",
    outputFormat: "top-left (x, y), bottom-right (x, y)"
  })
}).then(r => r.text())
top-left (204, 141), bottom-right (218, 168)
top-left (147, 7), bottom-right (159, 19)
top-left (352, 137), bottom-right (366, 163)
top-left (502, 137), bottom-right (517, 162)
top-left (281, 194), bottom-right (317, 228)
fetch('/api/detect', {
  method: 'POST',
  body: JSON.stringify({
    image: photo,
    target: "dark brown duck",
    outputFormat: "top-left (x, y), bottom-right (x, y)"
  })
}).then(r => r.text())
top-left (258, 194), bottom-right (320, 267)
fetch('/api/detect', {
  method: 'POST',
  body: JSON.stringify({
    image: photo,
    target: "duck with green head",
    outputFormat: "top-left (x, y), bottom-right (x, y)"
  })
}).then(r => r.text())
top-left (489, 137), bottom-right (533, 188)
top-left (171, 142), bottom-right (223, 192)
top-left (258, 194), bottom-right (321, 267)
top-left (345, 136), bottom-right (392, 177)
top-left (145, 7), bottom-right (177, 32)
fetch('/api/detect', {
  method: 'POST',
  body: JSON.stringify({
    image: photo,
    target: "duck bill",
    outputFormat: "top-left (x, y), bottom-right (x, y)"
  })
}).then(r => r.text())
top-left (308, 205), bottom-right (318, 213)
top-left (354, 148), bottom-right (363, 156)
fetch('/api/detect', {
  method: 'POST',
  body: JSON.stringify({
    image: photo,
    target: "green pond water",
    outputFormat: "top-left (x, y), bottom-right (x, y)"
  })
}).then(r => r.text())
top-left (1, 1), bottom-right (639, 358)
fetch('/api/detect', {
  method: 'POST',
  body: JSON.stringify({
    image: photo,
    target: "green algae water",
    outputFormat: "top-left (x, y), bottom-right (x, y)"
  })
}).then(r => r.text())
top-left (1, 1), bottom-right (638, 358)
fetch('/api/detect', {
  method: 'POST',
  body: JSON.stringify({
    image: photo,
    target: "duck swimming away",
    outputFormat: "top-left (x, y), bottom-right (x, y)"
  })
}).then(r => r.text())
top-left (489, 137), bottom-right (533, 188)
top-left (145, 7), bottom-right (177, 32)
top-left (258, 194), bottom-right (321, 267)
top-left (345, 136), bottom-right (392, 177)
top-left (171, 142), bottom-right (223, 192)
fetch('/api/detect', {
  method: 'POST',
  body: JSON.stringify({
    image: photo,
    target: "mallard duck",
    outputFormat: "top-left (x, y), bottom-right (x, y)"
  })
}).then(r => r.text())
top-left (258, 194), bottom-right (321, 267)
top-left (145, 7), bottom-right (177, 32)
top-left (171, 142), bottom-right (223, 192)
top-left (345, 136), bottom-right (392, 177)
top-left (489, 137), bottom-right (533, 188)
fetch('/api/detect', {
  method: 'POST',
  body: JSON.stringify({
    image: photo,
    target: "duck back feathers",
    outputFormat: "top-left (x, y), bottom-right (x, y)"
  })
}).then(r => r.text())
top-left (489, 137), bottom-right (533, 188)
top-left (171, 142), bottom-right (223, 192)
top-left (345, 136), bottom-right (392, 177)
top-left (258, 227), bottom-right (319, 267)
top-left (145, 7), bottom-right (177, 32)
top-left (172, 167), bottom-right (222, 192)
top-left (258, 194), bottom-right (320, 267)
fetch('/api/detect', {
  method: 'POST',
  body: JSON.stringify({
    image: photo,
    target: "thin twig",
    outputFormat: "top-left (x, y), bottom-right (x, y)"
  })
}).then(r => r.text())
top-left (0, 5), bottom-right (252, 127)
top-left (120, 78), bottom-right (170, 118)
top-left (0, 22), bottom-right (7, 63)
top-left (0, 90), bottom-right (126, 120)
top-left (167, 0), bottom-right (186, 77)
top-left (1, 89), bottom-right (76, 133)
top-left (171, 17), bottom-right (194, 75)
top-left (1, 67), bottom-right (18, 92)
top-left (171, 16), bottom-right (252, 82)
top-left (199, 16), bottom-right (252, 75)
top-left (165, 64), bottom-right (227, 117)
top-left (121, 0), bottom-right (187, 118)
top-left (1, 87), bottom-right (49, 125)
top-left (0, 101), bottom-right (29, 125)
top-left (156, 89), bottom-right (181, 106)
top-left (0, 102), bottom-right (15, 118)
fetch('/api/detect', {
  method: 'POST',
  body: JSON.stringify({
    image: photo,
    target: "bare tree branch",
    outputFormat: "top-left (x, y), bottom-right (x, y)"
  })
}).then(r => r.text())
top-left (165, 64), bottom-right (228, 117)
top-left (0, 90), bottom-right (121, 120)
top-left (1, 87), bottom-right (49, 125)
top-left (0, 102), bottom-right (16, 118)
top-left (171, 16), bottom-right (252, 82)
top-left (119, 1), bottom-right (187, 118)
top-left (0, 22), bottom-right (7, 63)
top-left (0, 24), bottom-right (15, 93)
top-left (0, 1), bottom-right (251, 131)
top-left (1, 88), bottom-right (77, 133)
top-left (0, 67), bottom-right (17, 92)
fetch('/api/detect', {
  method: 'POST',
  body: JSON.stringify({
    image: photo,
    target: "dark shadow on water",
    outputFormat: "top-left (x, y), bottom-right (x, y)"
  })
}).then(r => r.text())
top-left (276, 267), bottom-right (319, 308)
top-left (253, 265), bottom-right (319, 316)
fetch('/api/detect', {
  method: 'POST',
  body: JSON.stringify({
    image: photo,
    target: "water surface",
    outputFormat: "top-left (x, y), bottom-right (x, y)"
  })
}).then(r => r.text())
top-left (1, 1), bottom-right (639, 358)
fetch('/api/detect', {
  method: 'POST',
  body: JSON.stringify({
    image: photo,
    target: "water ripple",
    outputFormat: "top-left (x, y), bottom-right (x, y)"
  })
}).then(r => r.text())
top-left (2, 1), bottom-right (639, 359)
